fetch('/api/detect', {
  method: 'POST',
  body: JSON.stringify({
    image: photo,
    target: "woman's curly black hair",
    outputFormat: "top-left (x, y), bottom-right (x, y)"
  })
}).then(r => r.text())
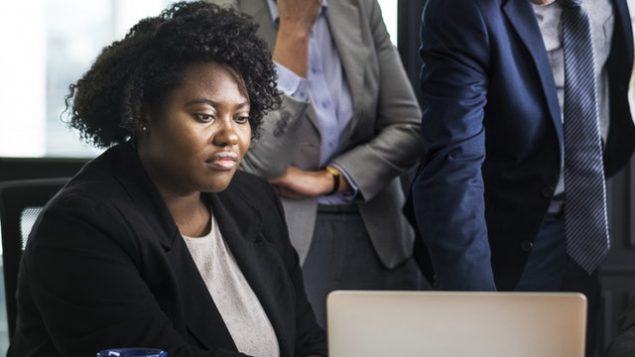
top-left (65, 1), bottom-right (279, 148)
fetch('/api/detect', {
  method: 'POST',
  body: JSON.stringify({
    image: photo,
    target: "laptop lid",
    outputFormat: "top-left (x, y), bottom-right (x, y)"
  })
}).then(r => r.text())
top-left (327, 291), bottom-right (587, 357)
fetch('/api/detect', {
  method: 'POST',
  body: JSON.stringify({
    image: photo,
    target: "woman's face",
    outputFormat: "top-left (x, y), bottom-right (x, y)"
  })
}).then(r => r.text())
top-left (139, 62), bottom-right (251, 195)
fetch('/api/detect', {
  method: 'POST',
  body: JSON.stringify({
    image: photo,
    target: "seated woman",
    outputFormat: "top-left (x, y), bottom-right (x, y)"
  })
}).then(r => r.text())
top-left (7, 2), bottom-right (326, 356)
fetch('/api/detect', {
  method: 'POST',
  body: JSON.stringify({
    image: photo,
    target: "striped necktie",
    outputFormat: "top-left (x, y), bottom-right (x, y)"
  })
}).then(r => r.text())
top-left (561, 0), bottom-right (610, 274)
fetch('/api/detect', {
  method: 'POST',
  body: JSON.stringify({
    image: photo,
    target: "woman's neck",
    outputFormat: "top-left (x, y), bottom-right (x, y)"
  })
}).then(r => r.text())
top-left (160, 189), bottom-right (211, 238)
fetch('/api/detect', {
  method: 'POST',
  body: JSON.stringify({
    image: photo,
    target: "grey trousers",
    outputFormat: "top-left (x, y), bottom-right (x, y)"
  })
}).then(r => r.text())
top-left (302, 205), bottom-right (422, 327)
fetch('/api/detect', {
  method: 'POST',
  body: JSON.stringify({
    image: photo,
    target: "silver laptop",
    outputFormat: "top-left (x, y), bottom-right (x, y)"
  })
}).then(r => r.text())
top-left (327, 291), bottom-right (587, 357)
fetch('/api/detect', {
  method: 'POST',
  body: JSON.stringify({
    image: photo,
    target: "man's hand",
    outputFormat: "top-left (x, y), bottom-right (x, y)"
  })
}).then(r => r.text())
top-left (269, 166), bottom-right (334, 200)
top-left (277, 0), bottom-right (322, 34)
top-left (272, 0), bottom-right (322, 77)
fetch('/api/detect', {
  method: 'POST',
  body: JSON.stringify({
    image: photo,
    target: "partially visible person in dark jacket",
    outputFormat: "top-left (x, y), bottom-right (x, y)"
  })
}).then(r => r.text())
top-left (606, 297), bottom-right (635, 357)
top-left (7, 2), bottom-right (326, 357)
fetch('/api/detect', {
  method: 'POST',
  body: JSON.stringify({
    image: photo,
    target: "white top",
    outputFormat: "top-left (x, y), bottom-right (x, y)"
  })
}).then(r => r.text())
top-left (182, 214), bottom-right (280, 357)
top-left (531, 0), bottom-right (614, 202)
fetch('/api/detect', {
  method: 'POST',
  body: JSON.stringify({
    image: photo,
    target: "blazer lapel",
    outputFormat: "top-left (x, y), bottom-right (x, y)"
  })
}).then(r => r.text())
top-left (326, 0), bottom-right (368, 129)
top-left (166, 236), bottom-right (239, 352)
top-left (502, 0), bottom-right (563, 147)
top-left (109, 143), bottom-right (182, 252)
top-left (209, 189), bottom-right (293, 357)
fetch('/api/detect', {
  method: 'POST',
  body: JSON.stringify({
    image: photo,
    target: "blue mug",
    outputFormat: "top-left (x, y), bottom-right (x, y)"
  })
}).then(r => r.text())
top-left (96, 348), bottom-right (167, 357)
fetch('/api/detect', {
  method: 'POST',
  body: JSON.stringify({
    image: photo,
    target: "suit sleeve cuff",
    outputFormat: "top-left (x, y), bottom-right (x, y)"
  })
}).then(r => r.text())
top-left (330, 163), bottom-right (359, 199)
top-left (274, 62), bottom-right (310, 102)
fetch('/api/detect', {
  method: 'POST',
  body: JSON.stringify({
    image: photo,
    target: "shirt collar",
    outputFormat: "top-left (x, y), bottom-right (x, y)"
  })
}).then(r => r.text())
top-left (266, 0), bottom-right (328, 26)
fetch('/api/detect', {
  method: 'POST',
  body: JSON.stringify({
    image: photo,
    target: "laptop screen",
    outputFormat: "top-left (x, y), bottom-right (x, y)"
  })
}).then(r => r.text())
top-left (327, 291), bottom-right (586, 357)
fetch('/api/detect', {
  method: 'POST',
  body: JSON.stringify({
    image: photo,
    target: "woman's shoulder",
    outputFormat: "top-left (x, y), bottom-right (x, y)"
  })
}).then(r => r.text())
top-left (36, 159), bottom-right (132, 232)
top-left (50, 153), bottom-right (129, 209)
top-left (35, 146), bottom-right (146, 239)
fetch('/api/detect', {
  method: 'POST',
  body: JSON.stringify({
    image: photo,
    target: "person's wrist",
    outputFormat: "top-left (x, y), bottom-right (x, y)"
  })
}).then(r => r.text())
top-left (325, 166), bottom-right (341, 195)
top-left (273, 28), bottom-right (310, 78)
top-left (277, 22), bottom-right (312, 40)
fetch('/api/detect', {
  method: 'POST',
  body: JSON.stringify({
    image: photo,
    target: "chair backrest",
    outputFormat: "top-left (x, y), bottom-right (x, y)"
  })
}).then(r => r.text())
top-left (0, 178), bottom-right (69, 338)
top-left (328, 290), bottom-right (588, 357)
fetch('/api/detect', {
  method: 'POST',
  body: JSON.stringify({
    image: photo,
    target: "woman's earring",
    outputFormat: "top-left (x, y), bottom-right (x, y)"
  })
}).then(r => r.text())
top-left (141, 125), bottom-right (148, 133)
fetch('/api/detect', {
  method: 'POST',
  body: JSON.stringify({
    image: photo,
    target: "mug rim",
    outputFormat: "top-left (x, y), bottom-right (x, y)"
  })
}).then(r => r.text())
top-left (96, 347), bottom-right (167, 357)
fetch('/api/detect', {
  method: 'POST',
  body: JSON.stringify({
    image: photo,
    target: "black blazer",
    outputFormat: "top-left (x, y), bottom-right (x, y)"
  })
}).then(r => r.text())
top-left (8, 143), bottom-right (326, 357)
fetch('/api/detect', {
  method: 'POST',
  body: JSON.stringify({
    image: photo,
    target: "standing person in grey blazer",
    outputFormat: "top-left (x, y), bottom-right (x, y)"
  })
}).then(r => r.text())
top-left (207, 0), bottom-right (423, 326)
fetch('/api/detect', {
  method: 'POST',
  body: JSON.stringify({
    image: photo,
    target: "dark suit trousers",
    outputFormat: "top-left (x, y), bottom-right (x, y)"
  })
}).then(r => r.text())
top-left (302, 204), bottom-right (422, 327)
top-left (515, 212), bottom-right (601, 357)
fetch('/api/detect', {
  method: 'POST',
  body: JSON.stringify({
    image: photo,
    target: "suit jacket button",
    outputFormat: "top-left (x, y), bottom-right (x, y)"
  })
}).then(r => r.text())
top-left (541, 185), bottom-right (554, 198)
top-left (521, 240), bottom-right (534, 252)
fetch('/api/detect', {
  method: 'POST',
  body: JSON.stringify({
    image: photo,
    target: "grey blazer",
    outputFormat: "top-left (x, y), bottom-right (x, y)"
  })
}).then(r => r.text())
top-left (210, 0), bottom-right (422, 268)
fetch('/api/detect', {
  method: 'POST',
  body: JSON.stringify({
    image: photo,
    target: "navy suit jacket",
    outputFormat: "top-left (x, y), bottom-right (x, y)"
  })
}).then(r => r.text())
top-left (8, 143), bottom-right (326, 357)
top-left (411, 0), bottom-right (635, 290)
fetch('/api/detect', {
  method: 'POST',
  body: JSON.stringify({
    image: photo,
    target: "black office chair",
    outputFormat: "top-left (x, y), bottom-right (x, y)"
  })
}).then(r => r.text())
top-left (0, 178), bottom-right (69, 338)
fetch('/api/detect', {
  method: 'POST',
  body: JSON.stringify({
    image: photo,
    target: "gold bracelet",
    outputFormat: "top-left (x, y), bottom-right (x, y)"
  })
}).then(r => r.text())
top-left (325, 165), bottom-right (341, 195)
